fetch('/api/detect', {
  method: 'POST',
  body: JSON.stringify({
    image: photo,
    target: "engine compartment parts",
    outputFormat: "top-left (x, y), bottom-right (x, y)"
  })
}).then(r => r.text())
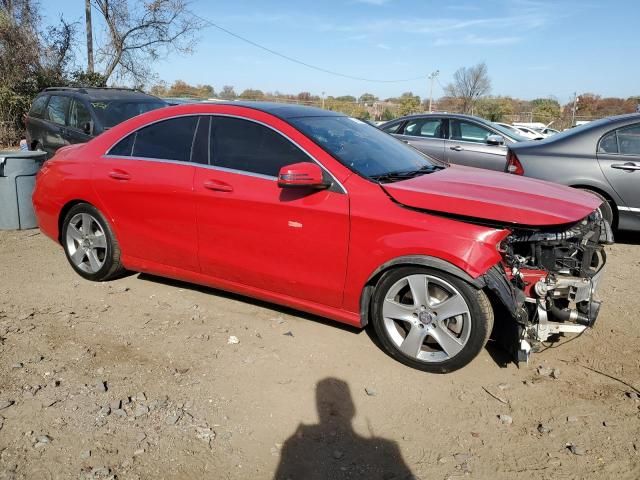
top-left (497, 210), bottom-right (609, 361)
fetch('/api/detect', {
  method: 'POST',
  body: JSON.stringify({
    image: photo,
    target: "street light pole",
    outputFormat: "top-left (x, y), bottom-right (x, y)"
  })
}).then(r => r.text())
top-left (322, 91), bottom-right (326, 110)
top-left (571, 92), bottom-right (579, 127)
top-left (428, 70), bottom-right (439, 113)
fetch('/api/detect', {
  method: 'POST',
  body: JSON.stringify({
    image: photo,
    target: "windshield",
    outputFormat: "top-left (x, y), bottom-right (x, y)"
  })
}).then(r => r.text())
top-left (90, 100), bottom-right (167, 128)
top-left (289, 116), bottom-right (443, 180)
top-left (491, 122), bottom-right (530, 142)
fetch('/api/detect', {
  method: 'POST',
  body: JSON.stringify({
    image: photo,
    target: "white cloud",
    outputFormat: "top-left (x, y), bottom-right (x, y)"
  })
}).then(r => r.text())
top-left (434, 34), bottom-right (522, 46)
top-left (376, 43), bottom-right (391, 50)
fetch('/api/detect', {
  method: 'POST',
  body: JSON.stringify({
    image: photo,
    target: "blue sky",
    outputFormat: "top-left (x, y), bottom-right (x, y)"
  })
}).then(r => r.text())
top-left (43, 0), bottom-right (639, 103)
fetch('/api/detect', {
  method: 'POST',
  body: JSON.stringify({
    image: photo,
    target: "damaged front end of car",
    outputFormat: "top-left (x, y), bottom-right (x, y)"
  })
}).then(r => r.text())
top-left (484, 210), bottom-right (613, 363)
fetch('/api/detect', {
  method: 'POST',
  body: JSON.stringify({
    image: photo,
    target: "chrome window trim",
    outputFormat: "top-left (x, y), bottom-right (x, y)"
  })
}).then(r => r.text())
top-left (103, 112), bottom-right (347, 194)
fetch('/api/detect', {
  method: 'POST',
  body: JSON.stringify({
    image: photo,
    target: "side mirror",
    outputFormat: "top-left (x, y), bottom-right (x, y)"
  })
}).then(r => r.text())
top-left (486, 134), bottom-right (504, 146)
top-left (82, 121), bottom-right (93, 135)
top-left (277, 162), bottom-right (329, 189)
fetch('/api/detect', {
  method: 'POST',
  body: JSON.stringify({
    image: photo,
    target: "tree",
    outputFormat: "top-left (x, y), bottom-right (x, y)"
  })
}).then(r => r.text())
top-left (359, 93), bottom-right (378, 104)
top-left (530, 98), bottom-right (560, 123)
top-left (90, 0), bottom-right (203, 85)
top-left (0, 0), bottom-right (78, 144)
top-left (398, 92), bottom-right (421, 116)
top-left (335, 95), bottom-right (356, 103)
top-left (218, 85), bottom-right (236, 100)
top-left (239, 88), bottom-right (265, 100)
top-left (444, 62), bottom-right (491, 114)
top-left (476, 96), bottom-right (515, 122)
top-left (381, 108), bottom-right (395, 121)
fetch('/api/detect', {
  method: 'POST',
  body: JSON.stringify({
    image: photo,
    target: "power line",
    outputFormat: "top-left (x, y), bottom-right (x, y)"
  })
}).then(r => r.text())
top-left (193, 13), bottom-right (430, 84)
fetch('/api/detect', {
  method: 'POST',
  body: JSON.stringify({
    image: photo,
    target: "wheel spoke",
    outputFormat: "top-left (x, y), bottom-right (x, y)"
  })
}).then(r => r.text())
top-left (432, 293), bottom-right (468, 321)
top-left (70, 248), bottom-right (85, 265)
top-left (407, 275), bottom-right (429, 307)
top-left (92, 233), bottom-right (107, 249)
top-left (67, 224), bottom-right (83, 242)
top-left (429, 327), bottom-right (464, 358)
top-left (399, 324), bottom-right (428, 357)
top-left (86, 249), bottom-right (101, 271)
top-left (81, 213), bottom-right (93, 234)
top-left (383, 299), bottom-right (415, 322)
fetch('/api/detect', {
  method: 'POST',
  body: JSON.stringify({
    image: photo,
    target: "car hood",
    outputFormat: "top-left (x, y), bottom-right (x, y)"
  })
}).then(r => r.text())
top-left (381, 165), bottom-right (601, 227)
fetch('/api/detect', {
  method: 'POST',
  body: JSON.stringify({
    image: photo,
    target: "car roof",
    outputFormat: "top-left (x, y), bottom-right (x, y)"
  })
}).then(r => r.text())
top-left (222, 101), bottom-right (345, 119)
top-left (41, 87), bottom-right (164, 102)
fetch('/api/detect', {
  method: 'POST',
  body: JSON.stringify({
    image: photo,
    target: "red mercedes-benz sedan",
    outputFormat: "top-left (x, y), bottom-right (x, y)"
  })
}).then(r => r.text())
top-left (32, 102), bottom-right (610, 372)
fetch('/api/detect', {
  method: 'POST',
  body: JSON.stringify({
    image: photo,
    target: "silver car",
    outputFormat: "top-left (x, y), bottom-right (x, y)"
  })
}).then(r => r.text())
top-left (506, 113), bottom-right (640, 231)
top-left (380, 113), bottom-right (529, 171)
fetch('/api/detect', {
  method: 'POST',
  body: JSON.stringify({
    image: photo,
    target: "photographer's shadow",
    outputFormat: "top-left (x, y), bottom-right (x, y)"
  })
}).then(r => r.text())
top-left (274, 377), bottom-right (417, 480)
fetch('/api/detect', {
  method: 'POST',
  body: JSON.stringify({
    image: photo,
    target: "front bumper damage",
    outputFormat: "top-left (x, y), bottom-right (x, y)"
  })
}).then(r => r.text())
top-left (484, 210), bottom-right (611, 364)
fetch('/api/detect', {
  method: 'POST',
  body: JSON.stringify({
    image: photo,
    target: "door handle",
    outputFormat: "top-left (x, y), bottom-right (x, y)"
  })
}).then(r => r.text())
top-left (203, 179), bottom-right (233, 192)
top-left (108, 169), bottom-right (131, 180)
top-left (611, 162), bottom-right (640, 171)
top-left (450, 146), bottom-right (464, 151)
top-left (401, 139), bottom-right (410, 144)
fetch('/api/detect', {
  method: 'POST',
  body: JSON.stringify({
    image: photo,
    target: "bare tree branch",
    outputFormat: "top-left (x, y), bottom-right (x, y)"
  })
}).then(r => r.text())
top-left (444, 62), bottom-right (491, 114)
top-left (91, 0), bottom-right (203, 85)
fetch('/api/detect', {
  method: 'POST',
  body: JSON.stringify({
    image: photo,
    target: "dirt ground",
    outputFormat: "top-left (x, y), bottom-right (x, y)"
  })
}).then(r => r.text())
top-left (0, 229), bottom-right (638, 480)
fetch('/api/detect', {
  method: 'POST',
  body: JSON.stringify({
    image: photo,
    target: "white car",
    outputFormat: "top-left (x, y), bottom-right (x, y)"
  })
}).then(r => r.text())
top-left (495, 122), bottom-right (545, 140)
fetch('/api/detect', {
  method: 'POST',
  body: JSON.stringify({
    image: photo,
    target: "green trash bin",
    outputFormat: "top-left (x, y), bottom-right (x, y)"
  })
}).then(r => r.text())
top-left (0, 151), bottom-right (47, 230)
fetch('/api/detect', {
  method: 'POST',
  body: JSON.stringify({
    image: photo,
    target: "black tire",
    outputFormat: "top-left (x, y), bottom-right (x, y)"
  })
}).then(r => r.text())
top-left (371, 266), bottom-right (493, 373)
top-left (61, 203), bottom-right (125, 281)
top-left (578, 188), bottom-right (614, 228)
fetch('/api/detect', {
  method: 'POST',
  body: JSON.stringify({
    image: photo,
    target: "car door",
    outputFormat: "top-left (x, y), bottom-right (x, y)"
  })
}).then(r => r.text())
top-left (597, 124), bottom-right (640, 212)
top-left (42, 95), bottom-right (71, 156)
top-left (394, 117), bottom-right (446, 161)
top-left (445, 119), bottom-right (508, 171)
top-left (193, 115), bottom-right (350, 308)
top-left (66, 98), bottom-right (94, 144)
top-left (92, 116), bottom-right (199, 271)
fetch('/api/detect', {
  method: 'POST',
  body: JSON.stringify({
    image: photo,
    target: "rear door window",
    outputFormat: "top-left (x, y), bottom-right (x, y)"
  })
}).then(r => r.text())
top-left (617, 124), bottom-right (640, 155)
top-left (403, 118), bottom-right (443, 138)
top-left (69, 100), bottom-right (93, 131)
top-left (29, 95), bottom-right (48, 118)
top-left (381, 121), bottom-right (403, 134)
top-left (132, 116), bottom-right (198, 162)
top-left (45, 95), bottom-right (71, 125)
top-left (108, 116), bottom-right (198, 161)
top-left (210, 117), bottom-right (310, 177)
top-left (598, 131), bottom-right (618, 154)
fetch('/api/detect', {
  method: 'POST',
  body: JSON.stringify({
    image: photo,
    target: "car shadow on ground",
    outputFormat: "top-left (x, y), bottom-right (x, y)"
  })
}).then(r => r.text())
top-left (136, 272), bottom-right (517, 370)
top-left (135, 273), bottom-right (362, 334)
top-left (273, 377), bottom-right (417, 480)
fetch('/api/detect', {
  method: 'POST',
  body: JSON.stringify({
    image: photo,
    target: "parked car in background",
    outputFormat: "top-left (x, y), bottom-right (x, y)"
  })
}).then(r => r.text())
top-left (25, 87), bottom-right (167, 157)
top-left (380, 113), bottom-right (529, 171)
top-left (506, 113), bottom-right (640, 230)
top-left (33, 102), bottom-right (609, 373)
top-left (496, 123), bottom-right (545, 140)
top-left (534, 127), bottom-right (560, 136)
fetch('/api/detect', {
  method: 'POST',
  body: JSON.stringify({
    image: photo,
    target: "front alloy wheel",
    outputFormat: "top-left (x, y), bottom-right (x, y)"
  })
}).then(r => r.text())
top-left (372, 267), bottom-right (493, 373)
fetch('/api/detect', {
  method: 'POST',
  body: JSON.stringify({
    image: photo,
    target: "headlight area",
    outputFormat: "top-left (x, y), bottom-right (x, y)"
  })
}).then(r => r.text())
top-left (490, 210), bottom-right (611, 363)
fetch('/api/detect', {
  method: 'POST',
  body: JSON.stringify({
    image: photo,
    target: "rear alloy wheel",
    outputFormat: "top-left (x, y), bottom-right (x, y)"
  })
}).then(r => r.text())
top-left (62, 204), bottom-right (125, 281)
top-left (371, 267), bottom-right (493, 373)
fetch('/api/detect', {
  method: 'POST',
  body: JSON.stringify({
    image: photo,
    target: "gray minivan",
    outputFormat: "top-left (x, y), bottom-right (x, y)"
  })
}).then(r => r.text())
top-left (25, 87), bottom-right (167, 157)
top-left (380, 113), bottom-right (529, 171)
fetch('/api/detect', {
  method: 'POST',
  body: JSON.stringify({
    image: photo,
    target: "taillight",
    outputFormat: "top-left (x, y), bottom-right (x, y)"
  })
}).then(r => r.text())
top-left (506, 150), bottom-right (524, 175)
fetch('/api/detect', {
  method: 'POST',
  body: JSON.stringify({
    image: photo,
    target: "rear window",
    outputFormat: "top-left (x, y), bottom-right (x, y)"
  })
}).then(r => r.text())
top-left (90, 100), bottom-right (167, 129)
top-left (29, 95), bottom-right (48, 118)
top-left (45, 95), bottom-right (70, 125)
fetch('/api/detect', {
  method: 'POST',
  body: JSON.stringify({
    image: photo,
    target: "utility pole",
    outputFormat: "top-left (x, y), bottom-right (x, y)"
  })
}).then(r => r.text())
top-left (85, 0), bottom-right (94, 73)
top-left (321, 91), bottom-right (326, 109)
top-left (428, 70), bottom-right (439, 113)
top-left (571, 92), bottom-right (579, 127)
